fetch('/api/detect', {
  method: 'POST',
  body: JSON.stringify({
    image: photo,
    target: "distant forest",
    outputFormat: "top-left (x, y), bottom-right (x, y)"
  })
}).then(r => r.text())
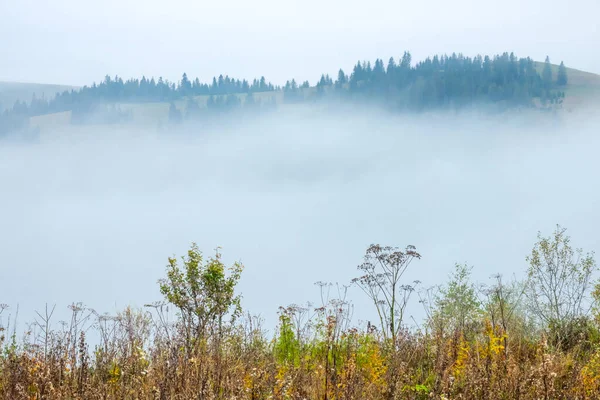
top-left (0, 52), bottom-right (569, 136)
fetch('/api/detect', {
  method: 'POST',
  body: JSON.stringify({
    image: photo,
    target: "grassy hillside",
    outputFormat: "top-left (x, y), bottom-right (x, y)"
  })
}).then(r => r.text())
top-left (0, 81), bottom-right (77, 111)
top-left (533, 63), bottom-right (600, 109)
top-left (121, 90), bottom-right (286, 124)
top-left (31, 90), bottom-right (290, 130)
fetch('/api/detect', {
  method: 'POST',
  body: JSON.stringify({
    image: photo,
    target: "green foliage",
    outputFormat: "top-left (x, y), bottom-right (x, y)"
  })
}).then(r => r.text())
top-left (482, 274), bottom-right (531, 343)
top-left (402, 383), bottom-right (430, 399)
top-left (434, 263), bottom-right (481, 335)
top-left (590, 282), bottom-right (600, 328)
top-left (273, 311), bottom-right (301, 366)
top-left (526, 225), bottom-right (596, 348)
top-left (159, 243), bottom-right (243, 342)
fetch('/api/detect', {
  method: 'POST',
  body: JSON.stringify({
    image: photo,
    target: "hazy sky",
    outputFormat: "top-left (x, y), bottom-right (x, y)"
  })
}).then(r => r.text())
top-left (1, 0), bottom-right (598, 85)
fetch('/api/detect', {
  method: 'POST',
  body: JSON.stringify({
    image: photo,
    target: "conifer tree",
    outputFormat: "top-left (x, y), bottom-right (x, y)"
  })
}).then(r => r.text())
top-left (335, 69), bottom-right (347, 89)
top-left (557, 61), bottom-right (568, 86)
top-left (543, 56), bottom-right (553, 88)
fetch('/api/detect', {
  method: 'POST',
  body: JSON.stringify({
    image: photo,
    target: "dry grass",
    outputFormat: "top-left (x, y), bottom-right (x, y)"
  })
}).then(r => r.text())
top-left (2, 241), bottom-right (600, 400)
top-left (533, 63), bottom-right (600, 109)
top-left (2, 306), bottom-right (600, 400)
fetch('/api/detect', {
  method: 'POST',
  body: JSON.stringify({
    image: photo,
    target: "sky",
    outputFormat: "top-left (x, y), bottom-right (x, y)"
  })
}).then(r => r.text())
top-left (0, 0), bottom-right (598, 86)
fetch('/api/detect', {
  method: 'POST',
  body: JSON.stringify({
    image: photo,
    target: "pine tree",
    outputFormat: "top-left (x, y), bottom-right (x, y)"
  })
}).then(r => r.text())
top-left (542, 56), bottom-right (553, 88)
top-left (400, 51), bottom-right (412, 69)
top-left (557, 61), bottom-right (568, 86)
top-left (179, 73), bottom-right (191, 96)
top-left (335, 69), bottom-right (347, 89)
top-left (386, 57), bottom-right (396, 75)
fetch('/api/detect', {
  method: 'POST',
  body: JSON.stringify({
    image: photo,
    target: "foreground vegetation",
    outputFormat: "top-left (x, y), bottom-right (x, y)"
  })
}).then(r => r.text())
top-left (2, 225), bottom-right (600, 399)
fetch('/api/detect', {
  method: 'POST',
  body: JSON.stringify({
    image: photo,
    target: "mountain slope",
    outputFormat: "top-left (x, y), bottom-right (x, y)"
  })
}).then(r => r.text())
top-left (0, 81), bottom-right (78, 111)
top-left (21, 64), bottom-right (600, 131)
top-left (533, 63), bottom-right (600, 108)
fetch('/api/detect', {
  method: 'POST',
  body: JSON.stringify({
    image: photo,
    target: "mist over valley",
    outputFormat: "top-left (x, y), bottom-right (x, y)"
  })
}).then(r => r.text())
top-left (2, 106), bottom-right (598, 328)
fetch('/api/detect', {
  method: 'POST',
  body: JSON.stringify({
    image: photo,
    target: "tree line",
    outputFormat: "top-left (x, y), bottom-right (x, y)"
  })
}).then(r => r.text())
top-left (297, 53), bottom-right (568, 110)
top-left (0, 52), bottom-right (569, 137)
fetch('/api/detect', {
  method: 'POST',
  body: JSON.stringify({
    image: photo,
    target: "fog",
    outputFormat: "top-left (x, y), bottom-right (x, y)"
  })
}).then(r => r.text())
top-left (1, 108), bottom-right (599, 330)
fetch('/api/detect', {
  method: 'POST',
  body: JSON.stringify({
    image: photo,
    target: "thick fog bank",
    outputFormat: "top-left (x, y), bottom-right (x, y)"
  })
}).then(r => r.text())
top-left (1, 108), bottom-right (599, 329)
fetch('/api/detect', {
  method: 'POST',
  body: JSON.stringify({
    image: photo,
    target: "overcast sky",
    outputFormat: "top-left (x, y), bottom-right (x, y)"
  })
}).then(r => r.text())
top-left (1, 0), bottom-right (598, 86)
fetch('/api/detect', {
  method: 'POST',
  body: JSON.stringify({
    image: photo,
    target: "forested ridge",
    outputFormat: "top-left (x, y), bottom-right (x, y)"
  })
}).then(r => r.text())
top-left (0, 52), bottom-right (569, 136)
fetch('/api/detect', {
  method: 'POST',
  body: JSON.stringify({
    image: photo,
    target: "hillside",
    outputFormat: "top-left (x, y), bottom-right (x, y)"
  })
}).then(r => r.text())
top-left (0, 81), bottom-right (77, 112)
top-left (14, 63), bottom-right (600, 133)
top-left (30, 90), bottom-right (291, 130)
top-left (533, 63), bottom-right (600, 109)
